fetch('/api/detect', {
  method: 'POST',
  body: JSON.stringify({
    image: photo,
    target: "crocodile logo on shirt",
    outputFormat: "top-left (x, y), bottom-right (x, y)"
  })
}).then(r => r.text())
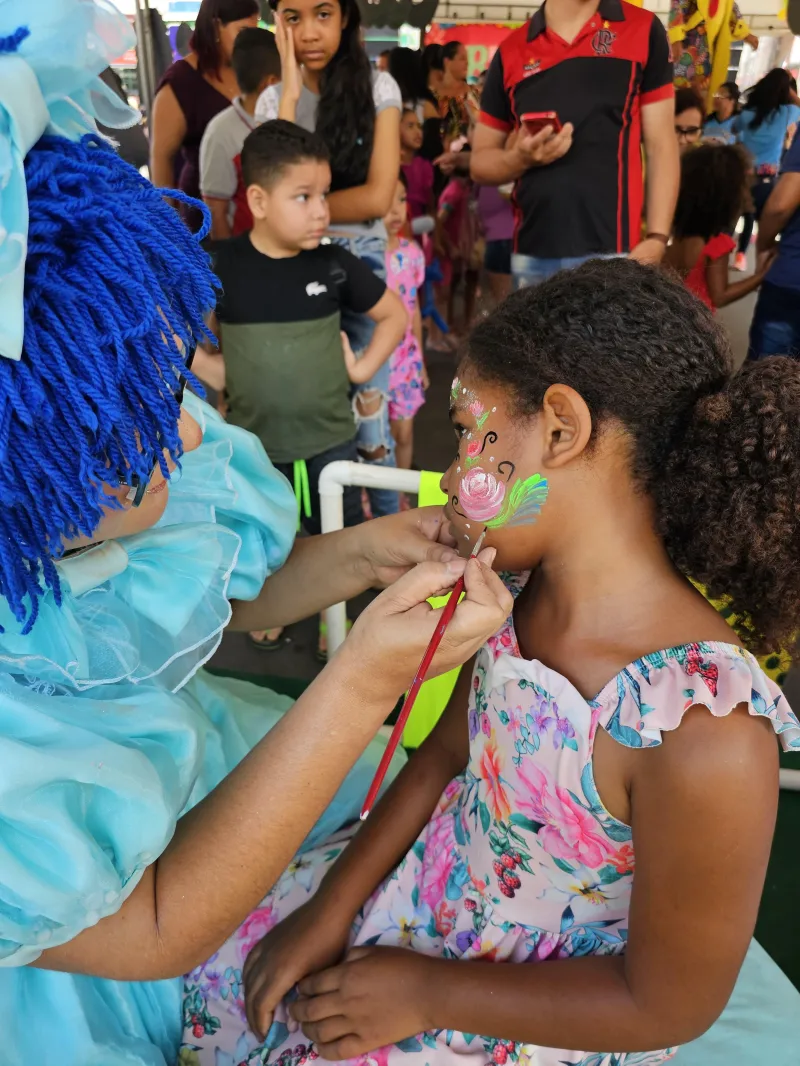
top-left (306, 281), bottom-right (328, 296)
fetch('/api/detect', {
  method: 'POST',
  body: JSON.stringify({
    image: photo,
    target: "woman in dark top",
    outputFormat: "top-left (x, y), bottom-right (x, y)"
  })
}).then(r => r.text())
top-left (150, 0), bottom-right (259, 229)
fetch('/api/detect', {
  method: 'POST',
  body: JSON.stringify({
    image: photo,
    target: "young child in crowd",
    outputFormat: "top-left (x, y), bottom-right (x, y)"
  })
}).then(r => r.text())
top-left (383, 174), bottom-right (428, 471)
top-left (185, 259), bottom-right (799, 1066)
top-left (199, 27), bottom-right (281, 241)
top-left (477, 183), bottom-right (514, 307)
top-left (211, 120), bottom-right (404, 649)
top-left (400, 107), bottom-right (435, 223)
top-left (666, 143), bottom-right (773, 312)
top-left (258, 0), bottom-right (405, 520)
top-left (436, 170), bottom-right (482, 335)
top-left (703, 81), bottom-right (740, 145)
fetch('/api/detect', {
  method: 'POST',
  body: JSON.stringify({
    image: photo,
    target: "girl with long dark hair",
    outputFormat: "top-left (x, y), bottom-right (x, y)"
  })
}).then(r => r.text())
top-left (151, 0), bottom-right (260, 228)
top-left (256, 0), bottom-right (403, 518)
top-left (734, 68), bottom-right (800, 270)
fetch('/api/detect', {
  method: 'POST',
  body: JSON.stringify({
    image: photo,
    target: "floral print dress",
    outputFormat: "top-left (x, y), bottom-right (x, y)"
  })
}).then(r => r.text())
top-left (182, 575), bottom-right (799, 1066)
top-left (386, 239), bottom-right (426, 422)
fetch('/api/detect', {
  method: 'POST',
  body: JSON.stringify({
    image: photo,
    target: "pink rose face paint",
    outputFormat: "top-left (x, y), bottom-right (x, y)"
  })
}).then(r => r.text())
top-left (450, 376), bottom-right (549, 540)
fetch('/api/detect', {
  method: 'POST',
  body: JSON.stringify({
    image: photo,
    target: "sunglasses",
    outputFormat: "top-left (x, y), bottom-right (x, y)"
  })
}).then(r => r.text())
top-left (675, 125), bottom-right (702, 137)
top-left (117, 346), bottom-right (196, 508)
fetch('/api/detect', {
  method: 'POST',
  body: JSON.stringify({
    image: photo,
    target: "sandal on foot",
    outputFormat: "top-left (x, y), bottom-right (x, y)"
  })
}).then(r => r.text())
top-left (248, 628), bottom-right (286, 651)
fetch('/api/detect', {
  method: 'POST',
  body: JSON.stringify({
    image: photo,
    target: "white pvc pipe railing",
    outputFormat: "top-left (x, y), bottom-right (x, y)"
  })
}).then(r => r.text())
top-left (316, 460), bottom-right (800, 791)
top-left (319, 462), bottom-right (422, 655)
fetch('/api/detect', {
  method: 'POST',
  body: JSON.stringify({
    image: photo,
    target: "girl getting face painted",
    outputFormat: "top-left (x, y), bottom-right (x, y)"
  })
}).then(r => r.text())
top-left (444, 371), bottom-right (557, 570)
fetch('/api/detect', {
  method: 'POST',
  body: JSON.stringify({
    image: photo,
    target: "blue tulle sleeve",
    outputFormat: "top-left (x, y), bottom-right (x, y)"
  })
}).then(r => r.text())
top-left (0, 676), bottom-right (200, 966)
top-left (165, 395), bottom-right (298, 601)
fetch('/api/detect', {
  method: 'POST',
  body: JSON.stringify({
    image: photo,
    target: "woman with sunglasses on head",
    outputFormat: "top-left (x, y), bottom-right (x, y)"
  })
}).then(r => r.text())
top-left (0, 6), bottom-right (510, 1063)
top-left (704, 81), bottom-right (740, 145)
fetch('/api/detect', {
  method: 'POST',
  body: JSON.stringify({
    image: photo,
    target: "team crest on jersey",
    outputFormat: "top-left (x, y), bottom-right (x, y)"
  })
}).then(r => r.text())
top-left (591, 27), bottom-right (616, 55)
top-left (523, 58), bottom-right (541, 75)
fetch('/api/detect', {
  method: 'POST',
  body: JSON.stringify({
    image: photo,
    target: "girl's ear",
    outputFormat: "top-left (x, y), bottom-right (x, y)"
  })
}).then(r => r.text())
top-left (538, 384), bottom-right (592, 469)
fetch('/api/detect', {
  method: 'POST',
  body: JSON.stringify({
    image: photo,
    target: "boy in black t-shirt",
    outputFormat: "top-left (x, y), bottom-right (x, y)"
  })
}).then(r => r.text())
top-left (209, 120), bottom-right (405, 650)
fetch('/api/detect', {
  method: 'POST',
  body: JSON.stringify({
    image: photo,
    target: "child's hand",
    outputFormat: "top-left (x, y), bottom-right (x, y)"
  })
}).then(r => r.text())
top-left (755, 248), bottom-right (776, 278)
top-left (341, 330), bottom-right (360, 382)
top-left (274, 14), bottom-right (303, 107)
top-left (289, 946), bottom-right (438, 1059)
top-left (244, 898), bottom-right (353, 1042)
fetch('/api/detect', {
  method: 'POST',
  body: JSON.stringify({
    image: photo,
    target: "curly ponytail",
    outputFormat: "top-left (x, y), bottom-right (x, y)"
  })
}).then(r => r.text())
top-left (464, 259), bottom-right (800, 654)
top-left (658, 359), bottom-right (800, 652)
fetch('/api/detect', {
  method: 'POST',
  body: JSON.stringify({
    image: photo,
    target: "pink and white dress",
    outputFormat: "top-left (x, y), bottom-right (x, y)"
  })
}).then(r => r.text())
top-left (386, 238), bottom-right (426, 422)
top-left (182, 574), bottom-right (799, 1066)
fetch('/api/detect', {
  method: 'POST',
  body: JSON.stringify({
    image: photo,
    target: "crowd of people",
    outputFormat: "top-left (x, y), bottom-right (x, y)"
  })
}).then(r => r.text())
top-left (148, 0), bottom-right (800, 548)
top-left (2, 0), bottom-right (800, 1064)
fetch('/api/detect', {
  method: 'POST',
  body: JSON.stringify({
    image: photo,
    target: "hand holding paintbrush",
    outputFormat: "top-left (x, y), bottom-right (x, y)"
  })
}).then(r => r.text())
top-left (361, 530), bottom-right (493, 819)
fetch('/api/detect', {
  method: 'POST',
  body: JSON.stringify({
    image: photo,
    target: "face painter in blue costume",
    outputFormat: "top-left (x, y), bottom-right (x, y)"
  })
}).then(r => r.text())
top-left (0, 3), bottom-right (509, 1061)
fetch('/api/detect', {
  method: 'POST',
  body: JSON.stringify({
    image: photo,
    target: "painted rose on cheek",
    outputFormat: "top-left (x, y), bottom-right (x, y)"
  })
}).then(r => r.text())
top-left (466, 439), bottom-right (481, 458)
top-left (459, 467), bottom-right (506, 521)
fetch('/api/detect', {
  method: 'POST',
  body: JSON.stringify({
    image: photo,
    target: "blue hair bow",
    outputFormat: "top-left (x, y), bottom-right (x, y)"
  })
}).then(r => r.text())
top-left (0, 0), bottom-right (141, 361)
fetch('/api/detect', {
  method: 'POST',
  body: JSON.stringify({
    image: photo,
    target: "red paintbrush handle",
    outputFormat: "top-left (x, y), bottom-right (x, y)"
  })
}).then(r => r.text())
top-left (360, 573), bottom-right (467, 819)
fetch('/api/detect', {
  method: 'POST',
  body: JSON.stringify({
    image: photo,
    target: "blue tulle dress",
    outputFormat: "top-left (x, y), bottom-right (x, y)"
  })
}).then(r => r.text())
top-left (0, 395), bottom-right (405, 1065)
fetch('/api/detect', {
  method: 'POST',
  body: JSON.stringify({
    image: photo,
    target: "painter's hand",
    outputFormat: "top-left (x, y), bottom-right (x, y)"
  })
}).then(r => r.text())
top-left (513, 123), bottom-right (573, 169)
top-left (274, 14), bottom-right (303, 109)
top-left (356, 506), bottom-right (458, 589)
top-left (341, 550), bottom-right (511, 697)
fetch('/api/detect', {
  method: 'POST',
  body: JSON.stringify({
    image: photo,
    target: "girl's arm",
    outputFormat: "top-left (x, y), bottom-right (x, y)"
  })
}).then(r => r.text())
top-left (706, 252), bottom-right (767, 307)
top-left (243, 662), bottom-right (475, 1039)
top-left (342, 289), bottom-right (407, 385)
top-left (295, 704), bottom-right (778, 1056)
top-left (327, 107), bottom-right (401, 223)
top-left (312, 661), bottom-right (474, 920)
top-left (149, 85), bottom-right (187, 192)
top-left (413, 303), bottom-right (429, 388)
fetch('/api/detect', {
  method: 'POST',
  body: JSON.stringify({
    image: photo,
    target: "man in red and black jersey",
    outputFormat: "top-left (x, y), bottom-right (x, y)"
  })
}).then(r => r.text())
top-left (471, 0), bottom-right (679, 287)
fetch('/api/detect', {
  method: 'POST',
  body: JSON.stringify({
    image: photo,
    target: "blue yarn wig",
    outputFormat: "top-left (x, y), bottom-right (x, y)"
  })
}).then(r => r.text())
top-left (0, 132), bottom-right (217, 631)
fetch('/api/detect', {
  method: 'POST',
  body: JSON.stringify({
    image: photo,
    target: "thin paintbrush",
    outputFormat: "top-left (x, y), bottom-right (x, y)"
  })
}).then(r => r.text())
top-left (360, 530), bottom-right (487, 819)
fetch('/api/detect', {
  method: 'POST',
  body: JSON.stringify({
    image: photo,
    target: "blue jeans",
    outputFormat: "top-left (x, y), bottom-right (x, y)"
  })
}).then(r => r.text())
top-left (330, 233), bottom-right (399, 517)
top-left (512, 253), bottom-right (621, 290)
top-left (748, 280), bottom-right (800, 360)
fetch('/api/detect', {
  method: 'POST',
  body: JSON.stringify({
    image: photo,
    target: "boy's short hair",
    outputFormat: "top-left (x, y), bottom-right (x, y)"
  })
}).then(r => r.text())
top-left (241, 119), bottom-right (330, 189)
top-left (232, 27), bottom-right (280, 95)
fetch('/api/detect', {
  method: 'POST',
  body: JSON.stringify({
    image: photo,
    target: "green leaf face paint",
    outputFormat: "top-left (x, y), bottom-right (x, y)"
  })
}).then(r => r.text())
top-left (451, 384), bottom-right (549, 536)
top-left (484, 473), bottom-right (549, 528)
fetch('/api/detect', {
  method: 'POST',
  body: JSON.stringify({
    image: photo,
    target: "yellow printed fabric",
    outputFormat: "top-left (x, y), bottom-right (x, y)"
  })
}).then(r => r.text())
top-left (403, 471), bottom-right (463, 747)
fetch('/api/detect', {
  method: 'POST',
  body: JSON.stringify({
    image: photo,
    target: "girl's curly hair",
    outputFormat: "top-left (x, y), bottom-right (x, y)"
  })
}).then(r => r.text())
top-left (673, 143), bottom-right (751, 241)
top-left (465, 259), bottom-right (800, 654)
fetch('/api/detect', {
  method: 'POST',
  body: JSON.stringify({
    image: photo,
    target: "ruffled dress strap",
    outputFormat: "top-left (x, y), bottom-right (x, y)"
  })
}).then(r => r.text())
top-left (592, 641), bottom-right (800, 752)
top-left (704, 233), bottom-right (736, 261)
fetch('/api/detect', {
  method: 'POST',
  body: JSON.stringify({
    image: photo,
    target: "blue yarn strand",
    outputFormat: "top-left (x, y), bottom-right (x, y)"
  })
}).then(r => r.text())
top-left (0, 133), bottom-right (218, 629)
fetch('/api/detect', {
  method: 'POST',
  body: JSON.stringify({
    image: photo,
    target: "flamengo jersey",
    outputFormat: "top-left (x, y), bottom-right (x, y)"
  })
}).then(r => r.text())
top-left (479, 0), bottom-right (673, 260)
